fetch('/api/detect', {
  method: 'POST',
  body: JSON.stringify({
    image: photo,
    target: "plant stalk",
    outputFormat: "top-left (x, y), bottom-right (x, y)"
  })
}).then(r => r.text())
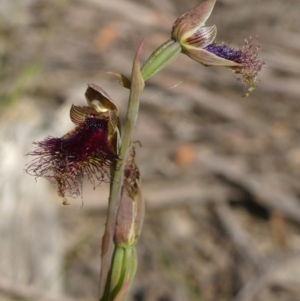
top-left (99, 40), bottom-right (145, 300)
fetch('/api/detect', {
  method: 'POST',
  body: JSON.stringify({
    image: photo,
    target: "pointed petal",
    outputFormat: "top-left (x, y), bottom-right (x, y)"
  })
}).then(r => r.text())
top-left (183, 47), bottom-right (241, 67)
top-left (107, 109), bottom-right (121, 155)
top-left (109, 109), bottom-right (120, 133)
top-left (70, 105), bottom-right (96, 125)
top-left (107, 72), bottom-right (131, 89)
top-left (172, 0), bottom-right (216, 42)
top-left (85, 84), bottom-right (118, 114)
top-left (183, 25), bottom-right (217, 48)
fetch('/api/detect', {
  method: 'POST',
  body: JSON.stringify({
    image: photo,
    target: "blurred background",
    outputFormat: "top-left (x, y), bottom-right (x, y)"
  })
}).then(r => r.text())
top-left (1, 0), bottom-right (300, 300)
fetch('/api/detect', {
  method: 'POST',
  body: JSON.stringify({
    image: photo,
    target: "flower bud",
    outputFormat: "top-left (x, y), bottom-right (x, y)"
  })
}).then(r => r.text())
top-left (114, 146), bottom-right (144, 246)
top-left (101, 245), bottom-right (137, 301)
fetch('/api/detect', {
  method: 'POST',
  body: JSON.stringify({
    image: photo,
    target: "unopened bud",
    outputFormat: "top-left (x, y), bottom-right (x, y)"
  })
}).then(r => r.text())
top-left (114, 145), bottom-right (144, 246)
top-left (101, 245), bottom-right (137, 301)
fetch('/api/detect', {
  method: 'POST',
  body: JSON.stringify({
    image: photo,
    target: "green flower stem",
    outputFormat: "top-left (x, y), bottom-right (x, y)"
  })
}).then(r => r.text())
top-left (99, 41), bottom-right (145, 301)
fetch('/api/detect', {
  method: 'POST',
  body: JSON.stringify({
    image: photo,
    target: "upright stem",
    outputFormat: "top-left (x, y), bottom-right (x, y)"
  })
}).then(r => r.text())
top-left (99, 41), bottom-right (145, 300)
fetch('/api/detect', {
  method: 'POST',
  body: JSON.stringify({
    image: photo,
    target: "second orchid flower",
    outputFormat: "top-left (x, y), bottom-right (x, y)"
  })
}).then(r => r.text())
top-left (142, 0), bottom-right (264, 96)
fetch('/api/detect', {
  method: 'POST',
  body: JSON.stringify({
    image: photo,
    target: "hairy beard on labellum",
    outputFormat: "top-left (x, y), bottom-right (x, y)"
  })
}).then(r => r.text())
top-left (204, 38), bottom-right (264, 92)
top-left (26, 116), bottom-right (118, 198)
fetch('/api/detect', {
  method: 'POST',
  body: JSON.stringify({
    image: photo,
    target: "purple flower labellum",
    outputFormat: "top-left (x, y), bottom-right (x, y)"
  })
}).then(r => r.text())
top-left (203, 43), bottom-right (242, 62)
top-left (26, 114), bottom-right (117, 199)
